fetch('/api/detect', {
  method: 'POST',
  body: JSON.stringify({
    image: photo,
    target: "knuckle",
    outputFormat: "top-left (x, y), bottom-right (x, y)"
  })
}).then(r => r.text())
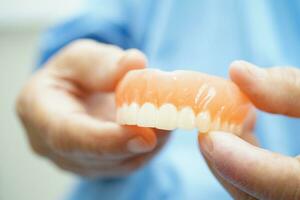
top-left (125, 48), bottom-right (142, 56)
top-left (29, 142), bottom-right (48, 157)
top-left (68, 39), bottom-right (98, 52)
top-left (53, 39), bottom-right (99, 67)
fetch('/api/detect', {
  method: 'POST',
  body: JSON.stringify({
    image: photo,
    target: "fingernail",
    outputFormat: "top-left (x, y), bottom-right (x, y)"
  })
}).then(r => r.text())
top-left (199, 133), bottom-right (214, 156)
top-left (127, 137), bottom-right (153, 153)
top-left (234, 60), bottom-right (266, 78)
top-left (246, 64), bottom-right (266, 78)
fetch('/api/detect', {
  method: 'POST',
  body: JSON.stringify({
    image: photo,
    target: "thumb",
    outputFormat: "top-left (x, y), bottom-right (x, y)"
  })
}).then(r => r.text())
top-left (199, 131), bottom-right (300, 200)
top-left (229, 60), bottom-right (300, 117)
top-left (47, 39), bottom-right (147, 92)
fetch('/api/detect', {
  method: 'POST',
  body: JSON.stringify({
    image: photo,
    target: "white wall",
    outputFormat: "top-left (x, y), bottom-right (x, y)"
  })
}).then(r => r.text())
top-left (0, 1), bottom-right (84, 199)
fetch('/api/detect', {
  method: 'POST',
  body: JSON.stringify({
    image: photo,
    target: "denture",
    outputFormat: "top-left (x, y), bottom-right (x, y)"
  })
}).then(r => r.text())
top-left (115, 69), bottom-right (252, 135)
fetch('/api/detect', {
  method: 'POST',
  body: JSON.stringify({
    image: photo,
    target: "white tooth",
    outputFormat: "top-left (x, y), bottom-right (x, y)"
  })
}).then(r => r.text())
top-left (137, 103), bottom-right (157, 127)
top-left (229, 124), bottom-right (236, 133)
top-left (117, 104), bottom-right (128, 124)
top-left (177, 107), bottom-right (195, 130)
top-left (222, 122), bottom-right (230, 132)
top-left (126, 103), bottom-right (139, 125)
top-left (116, 108), bottom-right (123, 123)
top-left (123, 104), bottom-right (130, 124)
top-left (196, 111), bottom-right (211, 133)
top-left (156, 103), bottom-right (178, 130)
top-left (212, 117), bottom-right (221, 131)
top-left (235, 125), bottom-right (242, 135)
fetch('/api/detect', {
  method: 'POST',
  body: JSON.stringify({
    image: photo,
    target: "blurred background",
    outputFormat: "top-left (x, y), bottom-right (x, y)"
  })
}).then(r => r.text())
top-left (0, 0), bottom-right (83, 199)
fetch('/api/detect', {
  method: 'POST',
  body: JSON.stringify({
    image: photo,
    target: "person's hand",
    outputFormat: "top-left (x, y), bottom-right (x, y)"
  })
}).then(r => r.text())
top-left (16, 40), bottom-right (169, 178)
top-left (198, 61), bottom-right (300, 200)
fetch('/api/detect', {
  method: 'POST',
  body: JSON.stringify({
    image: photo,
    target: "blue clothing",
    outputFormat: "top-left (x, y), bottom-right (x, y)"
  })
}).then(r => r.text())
top-left (39, 1), bottom-right (300, 199)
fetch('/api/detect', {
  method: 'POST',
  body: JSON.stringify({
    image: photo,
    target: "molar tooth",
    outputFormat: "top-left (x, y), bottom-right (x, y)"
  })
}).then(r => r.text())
top-left (212, 117), bottom-right (221, 131)
top-left (222, 122), bottom-right (230, 132)
top-left (156, 103), bottom-right (178, 130)
top-left (137, 103), bottom-right (157, 127)
top-left (235, 125), bottom-right (242, 136)
top-left (229, 124), bottom-right (236, 133)
top-left (177, 107), bottom-right (195, 130)
top-left (126, 103), bottom-right (139, 125)
top-left (196, 111), bottom-right (211, 133)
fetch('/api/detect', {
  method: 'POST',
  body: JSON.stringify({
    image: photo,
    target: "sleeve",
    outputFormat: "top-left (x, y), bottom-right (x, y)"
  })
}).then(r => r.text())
top-left (37, 0), bottom-right (135, 67)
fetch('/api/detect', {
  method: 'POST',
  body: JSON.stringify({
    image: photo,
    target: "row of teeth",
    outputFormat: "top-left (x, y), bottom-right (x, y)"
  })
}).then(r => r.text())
top-left (117, 102), bottom-right (242, 134)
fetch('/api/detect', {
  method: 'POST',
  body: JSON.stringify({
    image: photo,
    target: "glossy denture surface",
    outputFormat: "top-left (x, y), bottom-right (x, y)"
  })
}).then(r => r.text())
top-left (115, 69), bottom-right (252, 133)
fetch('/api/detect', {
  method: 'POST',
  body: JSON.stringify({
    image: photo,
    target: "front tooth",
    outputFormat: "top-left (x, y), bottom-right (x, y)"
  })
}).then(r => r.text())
top-left (116, 109), bottom-right (122, 124)
top-left (137, 103), bottom-right (157, 127)
top-left (126, 103), bottom-right (139, 125)
top-left (156, 103), bottom-right (178, 130)
top-left (177, 107), bottom-right (195, 130)
top-left (196, 111), bottom-right (211, 133)
top-left (117, 104), bottom-right (128, 124)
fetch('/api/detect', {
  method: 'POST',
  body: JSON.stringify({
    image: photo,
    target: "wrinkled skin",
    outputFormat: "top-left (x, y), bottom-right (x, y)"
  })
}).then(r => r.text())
top-left (199, 61), bottom-right (300, 200)
top-left (16, 40), bottom-right (169, 178)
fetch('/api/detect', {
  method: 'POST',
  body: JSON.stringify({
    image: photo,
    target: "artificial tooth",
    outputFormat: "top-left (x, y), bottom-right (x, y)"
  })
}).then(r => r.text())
top-left (229, 124), bottom-right (236, 133)
top-left (177, 107), bottom-right (195, 130)
top-left (212, 117), bottom-right (221, 130)
top-left (156, 103), bottom-right (178, 130)
top-left (126, 103), bottom-right (139, 125)
top-left (196, 111), bottom-right (211, 133)
top-left (137, 103), bottom-right (157, 127)
top-left (235, 125), bottom-right (242, 135)
top-left (117, 104), bottom-right (128, 124)
top-left (222, 122), bottom-right (230, 132)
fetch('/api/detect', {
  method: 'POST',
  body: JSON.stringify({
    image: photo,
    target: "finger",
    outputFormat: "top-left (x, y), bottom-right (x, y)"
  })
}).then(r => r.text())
top-left (50, 113), bottom-right (158, 157)
top-left (230, 60), bottom-right (300, 117)
top-left (242, 107), bottom-right (256, 133)
top-left (47, 39), bottom-right (147, 92)
top-left (19, 75), bottom-right (159, 159)
top-left (50, 155), bottom-right (126, 178)
top-left (202, 153), bottom-right (256, 200)
top-left (50, 140), bottom-right (163, 179)
top-left (199, 131), bottom-right (300, 200)
top-left (199, 128), bottom-right (259, 200)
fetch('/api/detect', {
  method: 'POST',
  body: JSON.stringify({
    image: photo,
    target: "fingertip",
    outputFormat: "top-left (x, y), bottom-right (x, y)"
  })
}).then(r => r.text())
top-left (125, 126), bottom-right (157, 154)
top-left (121, 49), bottom-right (147, 70)
top-left (198, 132), bottom-right (214, 157)
top-left (127, 136), bottom-right (155, 154)
top-left (114, 49), bottom-right (147, 90)
top-left (229, 60), bottom-right (251, 85)
top-left (230, 60), bottom-right (267, 85)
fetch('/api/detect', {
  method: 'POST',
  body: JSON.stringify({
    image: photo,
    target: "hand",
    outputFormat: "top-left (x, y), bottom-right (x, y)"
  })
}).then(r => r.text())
top-left (16, 39), bottom-right (169, 178)
top-left (198, 61), bottom-right (300, 200)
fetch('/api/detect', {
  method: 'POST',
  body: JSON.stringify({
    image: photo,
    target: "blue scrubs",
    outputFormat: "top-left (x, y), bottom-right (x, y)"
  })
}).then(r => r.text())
top-left (39, 1), bottom-right (300, 199)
